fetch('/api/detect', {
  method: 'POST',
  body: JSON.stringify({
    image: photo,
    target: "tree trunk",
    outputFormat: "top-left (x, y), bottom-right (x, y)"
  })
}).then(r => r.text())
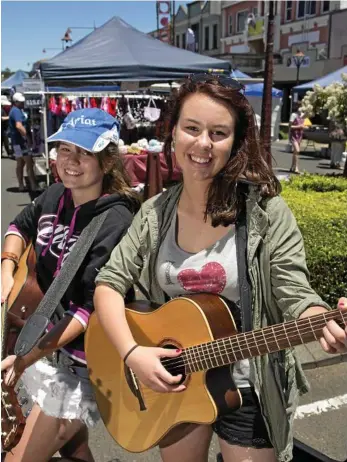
top-left (260, 1), bottom-right (275, 167)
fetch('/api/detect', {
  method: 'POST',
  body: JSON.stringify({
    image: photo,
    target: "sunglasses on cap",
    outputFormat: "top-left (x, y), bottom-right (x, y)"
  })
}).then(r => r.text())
top-left (189, 73), bottom-right (245, 91)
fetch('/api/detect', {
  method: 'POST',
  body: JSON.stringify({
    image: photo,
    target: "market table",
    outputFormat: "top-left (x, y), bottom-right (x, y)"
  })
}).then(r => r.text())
top-left (123, 152), bottom-right (181, 187)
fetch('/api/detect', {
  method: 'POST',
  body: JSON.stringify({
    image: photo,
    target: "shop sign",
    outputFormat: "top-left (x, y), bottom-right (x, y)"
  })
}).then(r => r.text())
top-left (157, 1), bottom-right (171, 43)
top-left (287, 56), bottom-right (310, 68)
top-left (20, 79), bottom-right (44, 92)
top-left (24, 95), bottom-right (43, 108)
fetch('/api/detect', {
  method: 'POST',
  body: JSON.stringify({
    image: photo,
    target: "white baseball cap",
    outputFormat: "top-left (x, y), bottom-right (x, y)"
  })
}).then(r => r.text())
top-left (12, 92), bottom-right (25, 103)
top-left (1, 95), bottom-right (11, 105)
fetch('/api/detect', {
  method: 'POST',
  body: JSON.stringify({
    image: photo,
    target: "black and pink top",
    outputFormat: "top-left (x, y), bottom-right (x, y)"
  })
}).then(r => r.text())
top-left (6, 183), bottom-right (136, 364)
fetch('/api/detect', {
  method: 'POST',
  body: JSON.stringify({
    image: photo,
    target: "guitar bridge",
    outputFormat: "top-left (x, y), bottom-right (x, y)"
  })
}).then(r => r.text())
top-left (126, 367), bottom-right (147, 411)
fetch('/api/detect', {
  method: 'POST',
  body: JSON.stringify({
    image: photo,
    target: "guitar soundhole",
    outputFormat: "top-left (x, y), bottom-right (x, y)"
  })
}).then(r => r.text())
top-left (160, 344), bottom-right (186, 385)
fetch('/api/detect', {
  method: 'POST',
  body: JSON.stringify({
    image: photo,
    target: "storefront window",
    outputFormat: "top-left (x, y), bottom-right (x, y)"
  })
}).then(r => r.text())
top-left (286, 1), bottom-right (292, 21)
top-left (297, 1), bottom-right (316, 18)
top-left (237, 11), bottom-right (248, 33)
top-left (213, 24), bottom-right (218, 49)
top-left (205, 26), bottom-right (209, 50)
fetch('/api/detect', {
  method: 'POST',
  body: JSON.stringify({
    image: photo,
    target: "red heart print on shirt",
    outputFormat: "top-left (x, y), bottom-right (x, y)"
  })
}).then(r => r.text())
top-left (177, 262), bottom-right (226, 294)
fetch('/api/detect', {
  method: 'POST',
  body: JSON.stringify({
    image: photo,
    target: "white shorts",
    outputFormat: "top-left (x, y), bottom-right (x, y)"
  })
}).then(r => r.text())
top-left (20, 356), bottom-right (100, 427)
top-left (13, 144), bottom-right (31, 158)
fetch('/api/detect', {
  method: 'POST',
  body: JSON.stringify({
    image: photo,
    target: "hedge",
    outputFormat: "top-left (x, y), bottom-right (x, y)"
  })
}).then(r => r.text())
top-left (280, 174), bottom-right (347, 306)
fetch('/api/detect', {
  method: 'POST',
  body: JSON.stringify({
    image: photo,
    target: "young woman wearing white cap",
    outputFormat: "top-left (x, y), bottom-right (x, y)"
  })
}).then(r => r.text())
top-left (1, 108), bottom-right (139, 462)
top-left (9, 92), bottom-right (39, 192)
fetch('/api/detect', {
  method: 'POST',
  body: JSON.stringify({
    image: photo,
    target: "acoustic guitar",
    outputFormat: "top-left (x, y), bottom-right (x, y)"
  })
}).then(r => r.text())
top-left (1, 243), bottom-right (43, 451)
top-left (85, 293), bottom-right (347, 453)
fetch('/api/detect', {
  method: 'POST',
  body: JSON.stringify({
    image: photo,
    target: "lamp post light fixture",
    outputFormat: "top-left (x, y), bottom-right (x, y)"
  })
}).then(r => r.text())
top-left (292, 49), bottom-right (306, 86)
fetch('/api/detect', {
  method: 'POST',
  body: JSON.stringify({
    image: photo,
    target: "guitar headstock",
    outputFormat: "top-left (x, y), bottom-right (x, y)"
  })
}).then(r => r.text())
top-left (1, 374), bottom-right (26, 451)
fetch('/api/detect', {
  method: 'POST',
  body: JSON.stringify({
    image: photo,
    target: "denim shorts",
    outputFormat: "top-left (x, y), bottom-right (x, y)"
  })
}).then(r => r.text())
top-left (212, 387), bottom-right (273, 449)
top-left (13, 143), bottom-right (31, 158)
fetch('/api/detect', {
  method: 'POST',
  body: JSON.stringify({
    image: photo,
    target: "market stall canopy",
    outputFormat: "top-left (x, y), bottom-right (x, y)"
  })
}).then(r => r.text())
top-left (293, 65), bottom-right (347, 92)
top-left (244, 82), bottom-right (283, 97)
top-left (40, 16), bottom-right (230, 83)
top-left (1, 70), bottom-right (29, 89)
top-left (45, 85), bottom-right (121, 92)
top-left (231, 69), bottom-right (283, 96)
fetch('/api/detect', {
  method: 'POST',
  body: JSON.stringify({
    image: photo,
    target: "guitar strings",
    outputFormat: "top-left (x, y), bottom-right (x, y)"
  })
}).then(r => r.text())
top-left (158, 311), bottom-right (347, 372)
top-left (160, 309), bottom-right (346, 364)
top-left (126, 312), bottom-right (346, 402)
top-left (161, 320), bottom-right (345, 372)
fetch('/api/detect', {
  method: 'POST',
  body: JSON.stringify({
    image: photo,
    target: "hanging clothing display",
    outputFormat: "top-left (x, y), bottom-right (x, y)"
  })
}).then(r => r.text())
top-left (46, 93), bottom-right (168, 141)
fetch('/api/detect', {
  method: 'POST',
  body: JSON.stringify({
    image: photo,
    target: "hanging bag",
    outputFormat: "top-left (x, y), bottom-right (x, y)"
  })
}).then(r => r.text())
top-left (123, 102), bottom-right (137, 130)
top-left (144, 97), bottom-right (161, 122)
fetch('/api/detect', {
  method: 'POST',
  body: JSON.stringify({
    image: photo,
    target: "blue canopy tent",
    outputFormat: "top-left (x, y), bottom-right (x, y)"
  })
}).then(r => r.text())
top-left (231, 69), bottom-right (283, 97)
top-left (1, 70), bottom-right (29, 89)
top-left (40, 16), bottom-right (230, 84)
top-left (231, 69), bottom-right (283, 140)
top-left (293, 65), bottom-right (347, 92)
top-left (45, 85), bottom-right (121, 92)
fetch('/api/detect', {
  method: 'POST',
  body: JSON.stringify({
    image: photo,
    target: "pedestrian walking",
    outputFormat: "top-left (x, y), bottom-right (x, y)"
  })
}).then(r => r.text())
top-left (1, 95), bottom-right (12, 157)
top-left (9, 92), bottom-right (39, 192)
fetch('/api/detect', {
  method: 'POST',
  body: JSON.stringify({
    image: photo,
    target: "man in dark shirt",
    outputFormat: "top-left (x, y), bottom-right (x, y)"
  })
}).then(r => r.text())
top-left (9, 92), bottom-right (39, 192)
top-left (1, 96), bottom-right (12, 157)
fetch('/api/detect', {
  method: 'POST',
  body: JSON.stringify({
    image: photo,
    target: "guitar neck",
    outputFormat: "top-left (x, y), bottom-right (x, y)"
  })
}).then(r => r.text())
top-left (183, 309), bottom-right (347, 374)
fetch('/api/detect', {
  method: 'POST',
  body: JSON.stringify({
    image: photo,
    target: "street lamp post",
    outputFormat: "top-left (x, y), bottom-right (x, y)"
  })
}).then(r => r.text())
top-left (292, 49), bottom-right (305, 86)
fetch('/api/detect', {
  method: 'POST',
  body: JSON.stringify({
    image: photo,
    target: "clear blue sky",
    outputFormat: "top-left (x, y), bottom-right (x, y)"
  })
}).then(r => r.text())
top-left (1, 1), bottom-right (187, 71)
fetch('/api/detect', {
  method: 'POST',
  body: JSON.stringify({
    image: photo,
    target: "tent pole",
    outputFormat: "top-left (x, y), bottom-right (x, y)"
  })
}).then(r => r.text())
top-left (37, 69), bottom-right (50, 187)
top-left (41, 92), bottom-right (50, 187)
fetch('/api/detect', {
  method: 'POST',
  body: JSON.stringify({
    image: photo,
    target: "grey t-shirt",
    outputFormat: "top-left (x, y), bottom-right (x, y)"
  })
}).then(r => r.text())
top-left (156, 210), bottom-right (251, 388)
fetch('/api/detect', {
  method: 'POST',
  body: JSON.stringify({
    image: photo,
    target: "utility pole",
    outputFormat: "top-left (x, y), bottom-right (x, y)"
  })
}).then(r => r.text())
top-left (260, 0), bottom-right (275, 167)
top-left (172, 0), bottom-right (176, 46)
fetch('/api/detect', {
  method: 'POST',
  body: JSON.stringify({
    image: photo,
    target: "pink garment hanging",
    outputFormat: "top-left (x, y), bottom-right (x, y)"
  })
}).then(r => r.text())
top-left (109, 98), bottom-right (117, 117)
top-left (49, 96), bottom-right (59, 115)
top-left (60, 97), bottom-right (68, 115)
top-left (71, 98), bottom-right (77, 112)
top-left (83, 97), bottom-right (91, 108)
top-left (101, 96), bottom-right (110, 113)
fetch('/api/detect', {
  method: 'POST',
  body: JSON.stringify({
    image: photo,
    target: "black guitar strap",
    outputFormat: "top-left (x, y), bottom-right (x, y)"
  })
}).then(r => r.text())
top-left (235, 185), bottom-right (253, 332)
top-left (14, 210), bottom-right (109, 357)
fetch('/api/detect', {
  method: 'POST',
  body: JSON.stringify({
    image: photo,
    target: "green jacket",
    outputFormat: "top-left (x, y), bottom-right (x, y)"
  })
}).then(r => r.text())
top-left (96, 183), bottom-right (330, 462)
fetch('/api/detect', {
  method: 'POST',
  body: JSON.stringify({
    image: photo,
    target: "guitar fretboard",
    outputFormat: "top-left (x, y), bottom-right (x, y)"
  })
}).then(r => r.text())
top-left (179, 309), bottom-right (346, 373)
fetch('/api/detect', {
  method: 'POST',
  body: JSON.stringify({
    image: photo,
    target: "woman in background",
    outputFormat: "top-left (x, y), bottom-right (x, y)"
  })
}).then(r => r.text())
top-left (289, 103), bottom-right (305, 174)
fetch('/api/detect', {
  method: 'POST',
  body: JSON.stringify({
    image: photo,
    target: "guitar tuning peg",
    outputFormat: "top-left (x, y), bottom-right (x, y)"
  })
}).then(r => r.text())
top-left (8, 416), bottom-right (16, 422)
top-left (2, 391), bottom-right (8, 397)
top-left (1, 431), bottom-right (8, 436)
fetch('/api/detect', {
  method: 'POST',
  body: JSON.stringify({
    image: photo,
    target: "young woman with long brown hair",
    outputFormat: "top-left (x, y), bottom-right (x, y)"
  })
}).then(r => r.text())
top-left (1, 108), bottom-right (139, 462)
top-left (94, 76), bottom-right (347, 462)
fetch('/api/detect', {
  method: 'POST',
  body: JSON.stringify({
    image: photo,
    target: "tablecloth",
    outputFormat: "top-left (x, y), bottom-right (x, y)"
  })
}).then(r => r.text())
top-left (124, 152), bottom-right (181, 187)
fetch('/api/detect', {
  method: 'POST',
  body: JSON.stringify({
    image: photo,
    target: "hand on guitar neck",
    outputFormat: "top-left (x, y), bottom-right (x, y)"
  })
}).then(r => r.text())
top-left (299, 298), bottom-right (347, 353)
top-left (321, 297), bottom-right (347, 354)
